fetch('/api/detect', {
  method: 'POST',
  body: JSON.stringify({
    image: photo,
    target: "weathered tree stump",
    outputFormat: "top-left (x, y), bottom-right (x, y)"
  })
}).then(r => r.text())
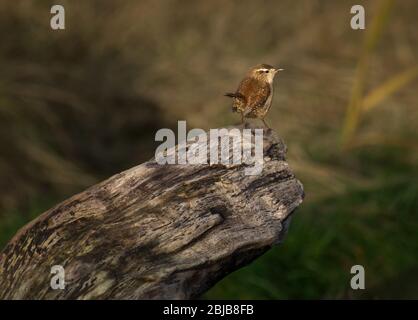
top-left (0, 126), bottom-right (304, 299)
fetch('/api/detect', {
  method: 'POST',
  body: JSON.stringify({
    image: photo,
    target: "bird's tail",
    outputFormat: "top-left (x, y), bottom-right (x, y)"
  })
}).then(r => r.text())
top-left (225, 92), bottom-right (246, 102)
top-left (225, 92), bottom-right (236, 98)
top-left (225, 92), bottom-right (244, 99)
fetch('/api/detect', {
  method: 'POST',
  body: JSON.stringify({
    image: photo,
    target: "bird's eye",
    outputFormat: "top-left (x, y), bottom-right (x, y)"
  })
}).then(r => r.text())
top-left (265, 70), bottom-right (269, 73)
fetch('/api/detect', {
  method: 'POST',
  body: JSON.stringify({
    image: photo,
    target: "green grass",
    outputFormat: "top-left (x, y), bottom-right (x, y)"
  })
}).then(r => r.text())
top-left (204, 150), bottom-right (418, 299)
top-left (0, 198), bottom-right (55, 250)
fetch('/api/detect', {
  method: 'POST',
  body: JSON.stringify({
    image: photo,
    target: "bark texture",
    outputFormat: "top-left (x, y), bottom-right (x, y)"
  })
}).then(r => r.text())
top-left (0, 127), bottom-right (304, 299)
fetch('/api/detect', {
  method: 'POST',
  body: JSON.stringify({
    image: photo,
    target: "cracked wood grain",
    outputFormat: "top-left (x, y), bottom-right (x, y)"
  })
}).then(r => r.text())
top-left (0, 126), bottom-right (304, 299)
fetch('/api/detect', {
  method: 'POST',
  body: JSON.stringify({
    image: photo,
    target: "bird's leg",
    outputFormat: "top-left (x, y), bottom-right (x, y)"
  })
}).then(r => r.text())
top-left (241, 112), bottom-right (245, 127)
top-left (262, 118), bottom-right (270, 129)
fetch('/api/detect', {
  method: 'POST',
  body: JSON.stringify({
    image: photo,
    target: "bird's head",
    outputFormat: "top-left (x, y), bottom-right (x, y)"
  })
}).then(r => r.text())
top-left (248, 64), bottom-right (283, 83)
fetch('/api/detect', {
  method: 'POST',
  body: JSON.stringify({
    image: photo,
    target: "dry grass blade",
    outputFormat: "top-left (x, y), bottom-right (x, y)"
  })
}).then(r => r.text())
top-left (362, 66), bottom-right (418, 113)
top-left (340, 0), bottom-right (394, 149)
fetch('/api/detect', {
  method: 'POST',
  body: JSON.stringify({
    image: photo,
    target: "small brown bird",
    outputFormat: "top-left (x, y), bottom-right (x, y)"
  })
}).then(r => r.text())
top-left (225, 64), bottom-right (283, 128)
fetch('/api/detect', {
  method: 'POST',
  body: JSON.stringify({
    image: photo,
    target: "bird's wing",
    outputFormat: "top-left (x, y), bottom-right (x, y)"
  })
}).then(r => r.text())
top-left (225, 91), bottom-right (246, 112)
top-left (242, 80), bottom-right (270, 116)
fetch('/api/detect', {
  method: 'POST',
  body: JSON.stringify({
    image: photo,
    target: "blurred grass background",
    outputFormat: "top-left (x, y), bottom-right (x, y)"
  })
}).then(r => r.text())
top-left (0, 0), bottom-right (417, 299)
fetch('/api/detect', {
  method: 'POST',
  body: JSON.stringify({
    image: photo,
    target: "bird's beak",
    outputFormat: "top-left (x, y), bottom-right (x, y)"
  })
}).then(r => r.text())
top-left (274, 68), bottom-right (284, 74)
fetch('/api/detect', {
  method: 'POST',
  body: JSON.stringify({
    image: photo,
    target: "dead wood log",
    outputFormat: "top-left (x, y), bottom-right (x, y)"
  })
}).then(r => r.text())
top-left (0, 126), bottom-right (304, 299)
